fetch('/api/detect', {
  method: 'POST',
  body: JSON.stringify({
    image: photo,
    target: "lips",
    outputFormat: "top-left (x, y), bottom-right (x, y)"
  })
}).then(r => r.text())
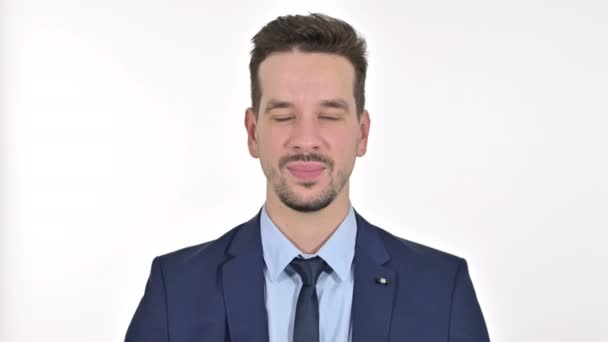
top-left (286, 162), bottom-right (326, 182)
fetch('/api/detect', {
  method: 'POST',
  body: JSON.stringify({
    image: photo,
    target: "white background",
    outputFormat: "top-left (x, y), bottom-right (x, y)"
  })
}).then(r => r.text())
top-left (2, 1), bottom-right (607, 341)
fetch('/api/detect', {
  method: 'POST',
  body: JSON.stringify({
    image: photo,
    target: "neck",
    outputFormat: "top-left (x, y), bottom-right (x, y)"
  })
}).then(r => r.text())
top-left (265, 183), bottom-right (351, 254)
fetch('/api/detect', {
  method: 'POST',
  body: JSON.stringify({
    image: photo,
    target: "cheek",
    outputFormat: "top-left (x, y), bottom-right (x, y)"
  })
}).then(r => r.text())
top-left (327, 127), bottom-right (359, 153)
top-left (326, 129), bottom-right (360, 169)
top-left (257, 128), bottom-right (286, 164)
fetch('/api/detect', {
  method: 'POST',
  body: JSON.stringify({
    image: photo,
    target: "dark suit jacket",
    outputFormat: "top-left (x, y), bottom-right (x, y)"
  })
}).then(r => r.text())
top-left (126, 209), bottom-right (490, 342)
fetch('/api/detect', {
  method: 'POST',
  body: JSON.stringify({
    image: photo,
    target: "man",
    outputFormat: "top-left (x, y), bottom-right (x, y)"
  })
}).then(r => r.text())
top-left (126, 13), bottom-right (490, 342)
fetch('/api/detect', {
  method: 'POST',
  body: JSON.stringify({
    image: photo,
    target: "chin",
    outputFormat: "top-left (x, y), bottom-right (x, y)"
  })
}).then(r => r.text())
top-left (283, 199), bottom-right (334, 213)
top-left (277, 187), bottom-right (337, 213)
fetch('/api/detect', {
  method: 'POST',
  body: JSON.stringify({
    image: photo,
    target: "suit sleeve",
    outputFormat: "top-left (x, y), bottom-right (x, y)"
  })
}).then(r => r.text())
top-left (125, 257), bottom-right (169, 342)
top-left (448, 259), bottom-right (490, 342)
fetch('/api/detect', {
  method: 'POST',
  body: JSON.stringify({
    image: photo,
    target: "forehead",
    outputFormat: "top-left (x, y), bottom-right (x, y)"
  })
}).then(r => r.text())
top-left (257, 51), bottom-right (355, 103)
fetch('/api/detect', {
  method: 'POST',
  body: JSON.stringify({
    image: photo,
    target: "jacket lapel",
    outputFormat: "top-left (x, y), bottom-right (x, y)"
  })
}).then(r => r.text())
top-left (351, 212), bottom-right (396, 342)
top-left (222, 211), bottom-right (269, 342)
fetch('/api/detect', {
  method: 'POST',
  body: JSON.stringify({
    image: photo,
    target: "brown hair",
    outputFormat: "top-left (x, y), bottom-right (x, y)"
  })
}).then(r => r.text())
top-left (249, 13), bottom-right (368, 117)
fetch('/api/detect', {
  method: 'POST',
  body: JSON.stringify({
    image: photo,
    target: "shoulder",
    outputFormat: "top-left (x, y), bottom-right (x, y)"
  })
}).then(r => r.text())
top-left (383, 227), bottom-right (462, 261)
top-left (151, 220), bottom-right (246, 275)
top-left (367, 219), bottom-right (465, 274)
top-left (365, 223), bottom-right (470, 298)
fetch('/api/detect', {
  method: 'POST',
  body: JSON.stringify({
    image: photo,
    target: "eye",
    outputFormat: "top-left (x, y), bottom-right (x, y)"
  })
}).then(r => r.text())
top-left (319, 114), bottom-right (340, 121)
top-left (272, 115), bottom-right (294, 122)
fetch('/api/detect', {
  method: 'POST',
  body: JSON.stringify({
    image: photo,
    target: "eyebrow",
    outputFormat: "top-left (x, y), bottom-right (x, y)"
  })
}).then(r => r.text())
top-left (264, 98), bottom-right (350, 113)
top-left (264, 99), bottom-right (292, 113)
top-left (320, 99), bottom-right (350, 111)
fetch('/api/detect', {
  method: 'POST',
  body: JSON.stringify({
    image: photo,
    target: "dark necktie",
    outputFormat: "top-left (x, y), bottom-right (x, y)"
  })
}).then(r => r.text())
top-left (290, 256), bottom-right (328, 342)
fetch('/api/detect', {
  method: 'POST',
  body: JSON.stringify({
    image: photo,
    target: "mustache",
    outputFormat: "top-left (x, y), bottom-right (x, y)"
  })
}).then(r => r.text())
top-left (279, 153), bottom-right (334, 170)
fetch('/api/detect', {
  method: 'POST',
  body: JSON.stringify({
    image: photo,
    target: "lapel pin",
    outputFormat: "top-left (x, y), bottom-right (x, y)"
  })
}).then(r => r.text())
top-left (375, 277), bottom-right (389, 285)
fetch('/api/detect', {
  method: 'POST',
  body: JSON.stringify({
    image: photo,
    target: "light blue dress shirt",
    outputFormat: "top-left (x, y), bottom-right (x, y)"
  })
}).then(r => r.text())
top-left (260, 204), bottom-right (357, 342)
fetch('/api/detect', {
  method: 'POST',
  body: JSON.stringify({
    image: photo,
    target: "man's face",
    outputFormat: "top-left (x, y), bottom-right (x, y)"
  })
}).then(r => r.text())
top-left (245, 51), bottom-right (370, 212)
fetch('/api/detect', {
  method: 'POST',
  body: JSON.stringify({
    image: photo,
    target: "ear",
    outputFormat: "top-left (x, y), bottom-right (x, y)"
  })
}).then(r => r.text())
top-left (245, 107), bottom-right (260, 158)
top-left (357, 110), bottom-right (370, 157)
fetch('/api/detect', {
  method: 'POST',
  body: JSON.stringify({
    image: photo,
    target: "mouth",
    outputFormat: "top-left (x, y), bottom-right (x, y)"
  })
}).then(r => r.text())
top-left (285, 161), bottom-right (326, 182)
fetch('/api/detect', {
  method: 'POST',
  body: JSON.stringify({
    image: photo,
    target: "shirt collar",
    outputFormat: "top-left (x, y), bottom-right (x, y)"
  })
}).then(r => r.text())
top-left (260, 204), bottom-right (357, 282)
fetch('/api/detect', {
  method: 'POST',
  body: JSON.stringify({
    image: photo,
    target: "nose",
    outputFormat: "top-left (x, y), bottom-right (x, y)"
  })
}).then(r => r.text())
top-left (288, 116), bottom-right (322, 152)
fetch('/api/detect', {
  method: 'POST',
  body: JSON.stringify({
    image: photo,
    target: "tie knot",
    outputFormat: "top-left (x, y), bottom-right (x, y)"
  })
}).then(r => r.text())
top-left (290, 256), bottom-right (327, 286)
